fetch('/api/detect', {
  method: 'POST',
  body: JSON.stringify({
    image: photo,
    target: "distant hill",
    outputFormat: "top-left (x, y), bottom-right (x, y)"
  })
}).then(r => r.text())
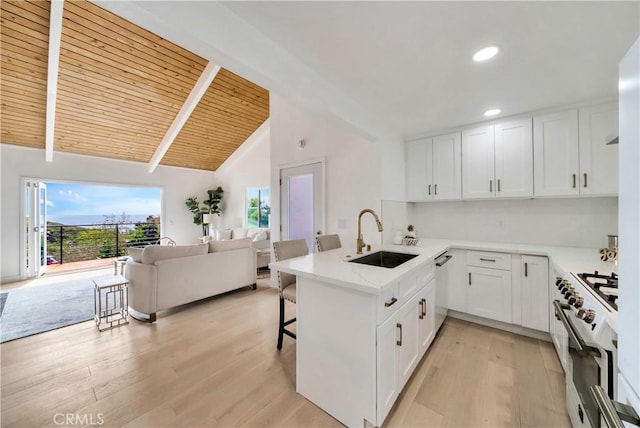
top-left (47, 214), bottom-right (159, 226)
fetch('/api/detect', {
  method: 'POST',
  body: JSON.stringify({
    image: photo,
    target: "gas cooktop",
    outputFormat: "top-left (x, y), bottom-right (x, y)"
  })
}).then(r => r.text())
top-left (575, 271), bottom-right (618, 311)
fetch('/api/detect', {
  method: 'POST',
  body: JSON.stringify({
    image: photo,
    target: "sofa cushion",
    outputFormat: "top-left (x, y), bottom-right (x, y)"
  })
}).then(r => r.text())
top-left (142, 243), bottom-right (208, 264)
top-left (218, 229), bottom-right (232, 240)
top-left (248, 228), bottom-right (270, 240)
top-left (128, 247), bottom-right (144, 262)
top-left (251, 230), bottom-right (268, 242)
top-left (209, 237), bottom-right (252, 253)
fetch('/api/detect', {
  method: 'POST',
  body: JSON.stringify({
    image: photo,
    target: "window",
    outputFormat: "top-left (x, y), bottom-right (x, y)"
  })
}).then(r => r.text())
top-left (246, 188), bottom-right (270, 228)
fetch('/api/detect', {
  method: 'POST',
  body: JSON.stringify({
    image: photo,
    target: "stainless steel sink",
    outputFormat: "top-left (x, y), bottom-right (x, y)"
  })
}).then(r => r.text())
top-left (348, 251), bottom-right (418, 268)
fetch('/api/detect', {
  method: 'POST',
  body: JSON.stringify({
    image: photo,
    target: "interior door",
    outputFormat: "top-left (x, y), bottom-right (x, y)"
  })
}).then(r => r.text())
top-left (24, 181), bottom-right (48, 278)
top-left (280, 162), bottom-right (324, 253)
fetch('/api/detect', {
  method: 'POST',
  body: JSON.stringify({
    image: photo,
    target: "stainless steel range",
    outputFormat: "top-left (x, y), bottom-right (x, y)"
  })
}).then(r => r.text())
top-left (550, 267), bottom-right (618, 428)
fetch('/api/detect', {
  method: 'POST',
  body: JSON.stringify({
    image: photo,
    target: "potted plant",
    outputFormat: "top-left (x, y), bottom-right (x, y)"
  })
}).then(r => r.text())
top-left (186, 187), bottom-right (224, 236)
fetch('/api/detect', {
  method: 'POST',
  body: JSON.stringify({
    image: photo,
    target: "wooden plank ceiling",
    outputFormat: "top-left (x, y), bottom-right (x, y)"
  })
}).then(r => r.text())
top-left (0, 0), bottom-right (269, 171)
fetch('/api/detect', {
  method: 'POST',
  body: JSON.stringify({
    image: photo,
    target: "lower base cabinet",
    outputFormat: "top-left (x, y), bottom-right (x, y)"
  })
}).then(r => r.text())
top-left (376, 278), bottom-right (435, 423)
top-left (467, 266), bottom-right (512, 323)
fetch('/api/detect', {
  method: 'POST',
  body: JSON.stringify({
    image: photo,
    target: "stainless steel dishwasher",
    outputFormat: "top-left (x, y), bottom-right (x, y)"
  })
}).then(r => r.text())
top-left (434, 251), bottom-right (453, 332)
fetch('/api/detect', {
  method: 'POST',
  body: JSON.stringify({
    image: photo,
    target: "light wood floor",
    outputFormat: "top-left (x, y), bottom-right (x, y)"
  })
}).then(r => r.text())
top-left (0, 278), bottom-right (570, 428)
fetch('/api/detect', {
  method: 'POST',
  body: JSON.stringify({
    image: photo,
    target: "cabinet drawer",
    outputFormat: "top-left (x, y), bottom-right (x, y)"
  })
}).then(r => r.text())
top-left (417, 261), bottom-right (435, 285)
top-left (466, 250), bottom-right (511, 270)
top-left (377, 283), bottom-right (400, 324)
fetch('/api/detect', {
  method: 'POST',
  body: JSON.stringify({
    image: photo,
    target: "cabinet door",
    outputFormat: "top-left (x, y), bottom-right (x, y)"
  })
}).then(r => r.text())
top-left (447, 249), bottom-right (467, 312)
top-left (396, 294), bottom-right (420, 389)
top-left (494, 118), bottom-right (533, 198)
top-left (467, 266), bottom-right (512, 323)
top-left (578, 102), bottom-right (619, 196)
top-left (376, 314), bottom-right (399, 423)
top-left (406, 138), bottom-right (433, 201)
top-left (521, 255), bottom-right (549, 332)
top-left (418, 279), bottom-right (436, 356)
top-left (432, 132), bottom-right (462, 200)
top-left (533, 109), bottom-right (580, 196)
top-left (462, 125), bottom-right (495, 199)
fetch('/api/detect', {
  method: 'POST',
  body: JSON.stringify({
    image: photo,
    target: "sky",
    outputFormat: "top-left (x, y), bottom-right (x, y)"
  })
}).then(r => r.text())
top-left (45, 182), bottom-right (161, 222)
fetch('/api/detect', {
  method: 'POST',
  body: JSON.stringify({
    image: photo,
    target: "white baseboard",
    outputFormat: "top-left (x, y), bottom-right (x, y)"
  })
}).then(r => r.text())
top-left (447, 310), bottom-right (552, 342)
top-left (1, 275), bottom-right (21, 285)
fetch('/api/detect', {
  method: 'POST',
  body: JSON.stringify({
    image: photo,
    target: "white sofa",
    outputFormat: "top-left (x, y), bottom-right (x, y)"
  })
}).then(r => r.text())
top-left (125, 239), bottom-right (256, 322)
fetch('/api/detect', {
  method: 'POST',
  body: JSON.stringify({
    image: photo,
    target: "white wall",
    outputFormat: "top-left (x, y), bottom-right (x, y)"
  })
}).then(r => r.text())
top-left (409, 197), bottom-right (618, 249)
top-left (269, 94), bottom-right (385, 251)
top-left (0, 144), bottom-right (218, 283)
top-left (214, 121), bottom-right (271, 231)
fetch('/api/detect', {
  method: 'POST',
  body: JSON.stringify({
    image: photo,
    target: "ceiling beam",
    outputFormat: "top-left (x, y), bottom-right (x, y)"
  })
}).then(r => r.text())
top-left (148, 62), bottom-right (221, 173)
top-left (45, 0), bottom-right (64, 162)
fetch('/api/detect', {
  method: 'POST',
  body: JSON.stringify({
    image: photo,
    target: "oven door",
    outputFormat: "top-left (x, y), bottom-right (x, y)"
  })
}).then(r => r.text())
top-left (554, 300), bottom-right (613, 428)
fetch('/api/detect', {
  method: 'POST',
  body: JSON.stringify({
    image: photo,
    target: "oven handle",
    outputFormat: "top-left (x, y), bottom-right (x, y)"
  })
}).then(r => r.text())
top-left (591, 385), bottom-right (640, 428)
top-left (553, 300), bottom-right (601, 357)
top-left (435, 254), bottom-right (452, 267)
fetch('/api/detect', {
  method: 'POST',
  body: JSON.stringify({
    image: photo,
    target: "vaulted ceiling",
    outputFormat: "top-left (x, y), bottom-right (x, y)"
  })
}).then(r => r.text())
top-left (0, 0), bottom-right (269, 171)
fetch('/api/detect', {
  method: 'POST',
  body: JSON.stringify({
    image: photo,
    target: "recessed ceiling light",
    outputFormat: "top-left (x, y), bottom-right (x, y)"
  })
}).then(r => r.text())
top-left (484, 109), bottom-right (501, 117)
top-left (473, 46), bottom-right (499, 62)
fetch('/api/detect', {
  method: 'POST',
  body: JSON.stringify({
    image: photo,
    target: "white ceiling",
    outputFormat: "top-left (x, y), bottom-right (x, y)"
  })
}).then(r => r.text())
top-left (95, 1), bottom-right (639, 142)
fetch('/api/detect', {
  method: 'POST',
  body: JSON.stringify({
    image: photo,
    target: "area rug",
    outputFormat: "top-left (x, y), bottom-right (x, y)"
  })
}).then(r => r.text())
top-left (0, 274), bottom-right (113, 343)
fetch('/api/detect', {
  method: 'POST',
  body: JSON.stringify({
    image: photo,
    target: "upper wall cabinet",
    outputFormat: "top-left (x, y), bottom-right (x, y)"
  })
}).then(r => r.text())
top-left (533, 103), bottom-right (618, 197)
top-left (578, 102), bottom-right (618, 196)
top-left (462, 118), bottom-right (533, 199)
top-left (406, 133), bottom-right (461, 201)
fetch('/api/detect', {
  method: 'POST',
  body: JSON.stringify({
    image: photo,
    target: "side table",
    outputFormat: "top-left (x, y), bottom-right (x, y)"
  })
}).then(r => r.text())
top-left (94, 275), bottom-right (129, 331)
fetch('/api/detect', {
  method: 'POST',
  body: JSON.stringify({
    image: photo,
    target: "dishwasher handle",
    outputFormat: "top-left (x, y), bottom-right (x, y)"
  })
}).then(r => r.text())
top-left (435, 254), bottom-right (453, 267)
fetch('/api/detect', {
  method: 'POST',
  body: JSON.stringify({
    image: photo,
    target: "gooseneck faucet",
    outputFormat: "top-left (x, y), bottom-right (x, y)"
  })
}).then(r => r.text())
top-left (356, 209), bottom-right (383, 254)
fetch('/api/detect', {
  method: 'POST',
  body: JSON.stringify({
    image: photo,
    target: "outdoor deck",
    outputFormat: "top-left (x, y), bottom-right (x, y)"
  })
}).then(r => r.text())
top-left (45, 258), bottom-right (118, 276)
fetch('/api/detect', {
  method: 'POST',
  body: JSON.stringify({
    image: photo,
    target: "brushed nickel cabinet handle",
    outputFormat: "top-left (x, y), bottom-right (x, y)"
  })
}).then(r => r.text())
top-left (468, 272), bottom-right (472, 285)
top-left (498, 179), bottom-right (501, 192)
top-left (525, 262), bottom-right (528, 277)
top-left (422, 298), bottom-right (427, 317)
top-left (419, 299), bottom-right (424, 319)
top-left (428, 184), bottom-right (431, 195)
top-left (584, 173), bottom-right (588, 188)
top-left (480, 258), bottom-right (496, 262)
top-left (434, 184), bottom-right (438, 195)
top-left (490, 180), bottom-right (493, 193)
top-left (396, 323), bottom-right (403, 346)
top-left (385, 297), bottom-right (398, 307)
top-left (572, 174), bottom-right (577, 188)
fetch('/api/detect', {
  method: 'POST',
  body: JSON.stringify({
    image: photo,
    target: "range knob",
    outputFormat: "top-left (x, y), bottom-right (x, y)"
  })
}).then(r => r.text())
top-left (555, 277), bottom-right (563, 287)
top-left (576, 308), bottom-right (596, 324)
top-left (558, 279), bottom-right (569, 291)
top-left (570, 295), bottom-right (584, 308)
top-left (563, 287), bottom-right (575, 299)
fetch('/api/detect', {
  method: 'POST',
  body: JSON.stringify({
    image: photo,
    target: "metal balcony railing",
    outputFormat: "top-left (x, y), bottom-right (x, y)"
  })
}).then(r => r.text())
top-left (46, 222), bottom-right (160, 264)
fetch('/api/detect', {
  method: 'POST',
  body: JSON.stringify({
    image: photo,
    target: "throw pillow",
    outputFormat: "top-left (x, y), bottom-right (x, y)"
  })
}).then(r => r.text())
top-left (232, 227), bottom-right (248, 239)
top-left (208, 237), bottom-right (252, 253)
top-left (219, 229), bottom-right (232, 240)
top-left (141, 243), bottom-right (208, 264)
top-left (252, 230), bottom-right (268, 242)
top-left (128, 247), bottom-right (144, 263)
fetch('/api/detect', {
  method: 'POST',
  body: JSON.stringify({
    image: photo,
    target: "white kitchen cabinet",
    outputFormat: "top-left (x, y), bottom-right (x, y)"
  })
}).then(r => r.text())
top-left (462, 119), bottom-right (533, 199)
top-left (418, 279), bottom-right (436, 355)
top-left (467, 265), bottom-right (512, 323)
top-left (533, 109), bottom-right (580, 196)
top-left (462, 125), bottom-right (495, 199)
top-left (376, 311), bottom-right (400, 423)
top-left (396, 292), bottom-right (421, 388)
top-left (494, 119), bottom-right (533, 198)
top-left (406, 138), bottom-right (432, 201)
top-left (520, 255), bottom-right (549, 332)
top-left (533, 104), bottom-right (618, 197)
top-left (578, 102), bottom-right (619, 196)
top-left (406, 134), bottom-right (461, 201)
top-left (432, 133), bottom-right (462, 200)
top-left (447, 248), bottom-right (467, 312)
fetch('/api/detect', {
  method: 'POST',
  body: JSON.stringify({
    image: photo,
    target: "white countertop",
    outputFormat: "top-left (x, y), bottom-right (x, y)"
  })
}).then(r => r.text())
top-left (269, 238), bottom-right (618, 294)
